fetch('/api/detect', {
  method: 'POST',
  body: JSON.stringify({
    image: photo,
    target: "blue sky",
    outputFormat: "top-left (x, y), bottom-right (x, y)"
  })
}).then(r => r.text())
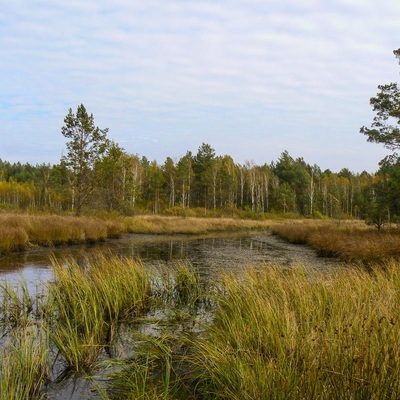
top-left (1, 0), bottom-right (400, 172)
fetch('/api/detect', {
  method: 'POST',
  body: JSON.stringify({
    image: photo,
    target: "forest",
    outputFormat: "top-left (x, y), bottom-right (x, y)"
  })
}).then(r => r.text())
top-left (0, 130), bottom-right (397, 227)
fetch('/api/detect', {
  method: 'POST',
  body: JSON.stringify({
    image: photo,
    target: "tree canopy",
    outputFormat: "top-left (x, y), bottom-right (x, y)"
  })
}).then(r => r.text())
top-left (360, 49), bottom-right (400, 155)
top-left (61, 104), bottom-right (109, 215)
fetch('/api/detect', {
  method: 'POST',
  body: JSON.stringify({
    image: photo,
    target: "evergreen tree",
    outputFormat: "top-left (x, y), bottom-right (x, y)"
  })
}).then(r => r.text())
top-left (61, 104), bottom-right (109, 215)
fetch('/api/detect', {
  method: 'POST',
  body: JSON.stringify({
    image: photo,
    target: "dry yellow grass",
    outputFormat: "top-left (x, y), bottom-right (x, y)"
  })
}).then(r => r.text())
top-left (272, 220), bottom-right (400, 263)
top-left (124, 215), bottom-right (272, 235)
top-left (0, 213), bottom-right (125, 254)
top-left (0, 213), bottom-right (273, 255)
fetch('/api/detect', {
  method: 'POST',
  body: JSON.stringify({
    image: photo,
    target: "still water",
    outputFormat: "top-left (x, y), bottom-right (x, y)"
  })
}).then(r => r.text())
top-left (0, 231), bottom-right (339, 399)
top-left (0, 231), bottom-right (338, 288)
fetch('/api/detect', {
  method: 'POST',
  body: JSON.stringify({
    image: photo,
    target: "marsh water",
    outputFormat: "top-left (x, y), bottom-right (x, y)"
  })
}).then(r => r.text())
top-left (0, 231), bottom-right (338, 288)
top-left (0, 232), bottom-right (338, 399)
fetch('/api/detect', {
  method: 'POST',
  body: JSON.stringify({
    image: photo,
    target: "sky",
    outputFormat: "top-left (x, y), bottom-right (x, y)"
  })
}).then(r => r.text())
top-left (1, 0), bottom-right (400, 173)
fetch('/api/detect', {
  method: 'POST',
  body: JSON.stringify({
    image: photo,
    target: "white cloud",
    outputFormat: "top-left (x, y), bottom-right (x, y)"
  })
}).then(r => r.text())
top-left (1, 0), bottom-right (400, 171)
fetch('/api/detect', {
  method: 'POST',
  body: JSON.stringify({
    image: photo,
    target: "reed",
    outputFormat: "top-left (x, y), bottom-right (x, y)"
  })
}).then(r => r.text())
top-left (173, 262), bottom-right (201, 306)
top-left (0, 323), bottom-right (49, 400)
top-left (271, 220), bottom-right (322, 244)
top-left (0, 279), bottom-right (33, 326)
top-left (106, 332), bottom-right (185, 400)
top-left (0, 226), bottom-right (28, 254)
top-left (0, 212), bottom-right (272, 255)
top-left (4, 254), bottom-right (400, 398)
top-left (47, 255), bottom-right (151, 371)
top-left (190, 263), bottom-right (400, 399)
top-left (89, 255), bottom-right (151, 324)
top-left (26, 215), bottom-right (125, 245)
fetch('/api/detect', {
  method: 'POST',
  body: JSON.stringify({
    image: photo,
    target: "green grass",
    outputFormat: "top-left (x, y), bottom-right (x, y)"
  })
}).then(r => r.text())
top-left (190, 263), bottom-right (400, 399)
top-left (3, 249), bottom-right (400, 398)
top-left (0, 323), bottom-right (49, 400)
top-left (0, 278), bottom-right (33, 326)
top-left (47, 255), bottom-right (151, 371)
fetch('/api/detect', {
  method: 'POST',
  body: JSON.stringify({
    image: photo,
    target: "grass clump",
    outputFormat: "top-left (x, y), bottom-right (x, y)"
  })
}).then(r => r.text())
top-left (0, 279), bottom-right (33, 326)
top-left (0, 324), bottom-right (49, 400)
top-left (106, 333), bottom-right (184, 400)
top-left (190, 263), bottom-right (400, 399)
top-left (47, 255), bottom-right (151, 371)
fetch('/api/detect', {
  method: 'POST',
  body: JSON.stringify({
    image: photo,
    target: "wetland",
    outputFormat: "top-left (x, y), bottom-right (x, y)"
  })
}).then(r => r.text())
top-left (2, 224), bottom-right (400, 399)
top-left (0, 231), bottom-right (338, 400)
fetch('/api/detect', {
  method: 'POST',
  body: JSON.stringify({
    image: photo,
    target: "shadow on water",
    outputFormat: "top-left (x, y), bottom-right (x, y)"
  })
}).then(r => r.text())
top-left (0, 232), bottom-right (338, 399)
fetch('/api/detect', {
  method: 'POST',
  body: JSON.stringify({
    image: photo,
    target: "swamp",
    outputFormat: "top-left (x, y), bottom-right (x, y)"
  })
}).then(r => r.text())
top-left (1, 218), bottom-right (400, 399)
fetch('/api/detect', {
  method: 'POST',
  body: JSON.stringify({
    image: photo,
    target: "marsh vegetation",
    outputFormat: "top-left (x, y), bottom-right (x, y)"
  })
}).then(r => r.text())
top-left (272, 219), bottom-right (400, 264)
top-left (2, 252), bottom-right (400, 399)
top-left (0, 213), bottom-right (272, 255)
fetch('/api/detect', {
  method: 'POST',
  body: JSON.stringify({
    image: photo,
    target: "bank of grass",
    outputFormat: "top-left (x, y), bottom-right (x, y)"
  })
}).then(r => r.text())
top-left (271, 220), bottom-right (400, 264)
top-left (0, 212), bottom-right (273, 255)
top-left (0, 213), bottom-right (126, 254)
top-left (124, 215), bottom-right (271, 235)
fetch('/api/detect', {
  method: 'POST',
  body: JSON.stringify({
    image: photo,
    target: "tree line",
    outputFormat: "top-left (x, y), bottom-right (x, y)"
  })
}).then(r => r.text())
top-left (0, 112), bottom-right (385, 223)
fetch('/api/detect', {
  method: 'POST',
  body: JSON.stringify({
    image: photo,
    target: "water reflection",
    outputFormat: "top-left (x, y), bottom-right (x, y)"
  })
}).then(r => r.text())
top-left (0, 232), bottom-right (338, 289)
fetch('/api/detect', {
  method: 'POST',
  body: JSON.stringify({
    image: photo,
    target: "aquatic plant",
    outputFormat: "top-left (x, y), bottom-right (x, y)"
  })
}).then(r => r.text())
top-left (190, 263), bottom-right (400, 399)
top-left (106, 332), bottom-right (188, 400)
top-left (0, 323), bottom-right (49, 400)
top-left (124, 215), bottom-right (271, 235)
top-left (47, 255), bottom-right (151, 371)
top-left (0, 278), bottom-right (33, 327)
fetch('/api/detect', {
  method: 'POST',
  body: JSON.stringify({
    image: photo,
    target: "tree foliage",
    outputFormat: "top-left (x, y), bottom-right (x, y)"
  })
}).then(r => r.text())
top-left (360, 49), bottom-right (400, 153)
top-left (61, 104), bottom-right (109, 215)
top-left (360, 49), bottom-right (400, 228)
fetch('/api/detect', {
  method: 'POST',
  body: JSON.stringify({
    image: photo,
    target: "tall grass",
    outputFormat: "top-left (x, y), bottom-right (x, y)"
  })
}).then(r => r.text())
top-left (4, 254), bottom-right (400, 398)
top-left (47, 255), bottom-right (151, 371)
top-left (0, 324), bottom-right (49, 400)
top-left (151, 262), bottom-right (202, 307)
top-left (272, 220), bottom-right (400, 263)
top-left (124, 215), bottom-right (271, 235)
top-left (190, 263), bottom-right (400, 399)
top-left (0, 279), bottom-right (33, 326)
top-left (0, 213), bottom-right (125, 254)
top-left (106, 333), bottom-right (182, 400)
top-left (0, 212), bottom-right (272, 255)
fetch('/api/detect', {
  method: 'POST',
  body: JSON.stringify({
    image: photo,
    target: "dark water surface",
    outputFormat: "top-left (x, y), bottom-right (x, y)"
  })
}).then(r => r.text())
top-left (0, 231), bottom-right (338, 288)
